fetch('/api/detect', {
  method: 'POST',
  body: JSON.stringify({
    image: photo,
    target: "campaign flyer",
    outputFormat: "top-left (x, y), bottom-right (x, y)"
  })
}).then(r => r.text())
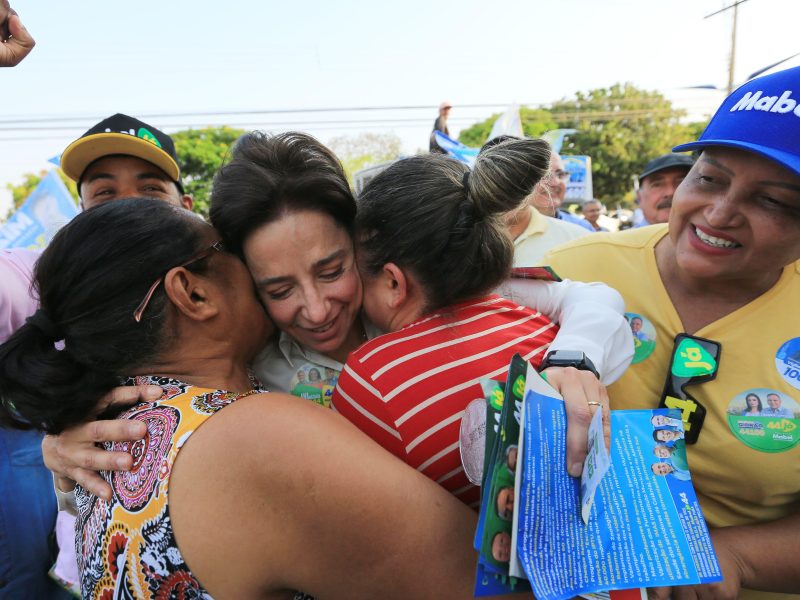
top-left (478, 356), bottom-right (525, 572)
top-left (473, 356), bottom-right (531, 596)
top-left (516, 366), bottom-right (722, 600)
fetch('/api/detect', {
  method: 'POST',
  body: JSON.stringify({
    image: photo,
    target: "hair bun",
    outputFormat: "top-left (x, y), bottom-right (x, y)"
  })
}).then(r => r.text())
top-left (469, 138), bottom-right (551, 217)
top-left (356, 153), bottom-right (515, 312)
top-left (456, 196), bottom-right (476, 227)
top-left (25, 310), bottom-right (63, 342)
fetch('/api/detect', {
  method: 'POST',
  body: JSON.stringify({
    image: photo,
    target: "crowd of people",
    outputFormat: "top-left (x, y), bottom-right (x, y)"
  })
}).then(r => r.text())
top-left (2, 4), bottom-right (799, 599)
top-left (2, 115), bottom-right (632, 600)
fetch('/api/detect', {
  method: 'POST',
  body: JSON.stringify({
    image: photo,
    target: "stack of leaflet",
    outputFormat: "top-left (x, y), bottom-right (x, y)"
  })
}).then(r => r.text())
top-left (471, 355), bottom-right (722, 600)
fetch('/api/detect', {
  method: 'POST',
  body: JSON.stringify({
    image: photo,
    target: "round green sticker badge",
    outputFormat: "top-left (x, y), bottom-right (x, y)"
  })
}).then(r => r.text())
top-left (726, 388), bottom-right (800, 452)
top-left (625, 312), bottom-right (656, 364)
top-left (289, 364), bottom-right (338, 408)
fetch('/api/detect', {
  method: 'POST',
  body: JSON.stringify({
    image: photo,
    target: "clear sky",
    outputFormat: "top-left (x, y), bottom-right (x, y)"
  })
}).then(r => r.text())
top-left (1, 0), bottom-right (798, 194)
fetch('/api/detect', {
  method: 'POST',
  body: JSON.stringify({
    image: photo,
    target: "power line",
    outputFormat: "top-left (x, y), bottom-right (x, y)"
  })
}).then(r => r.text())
top-left (0, 104), bottom-right (510, 126)
top-left (0, 96), bottom-right (715, 127)
top-left (0, 109), bottom-right (710, 144)
top-left (704, 0), bottom-right (749, 19)
top-left (0, 107), bottom-right (711, 138)
top-left (0, 117), bottom-right (484, 133)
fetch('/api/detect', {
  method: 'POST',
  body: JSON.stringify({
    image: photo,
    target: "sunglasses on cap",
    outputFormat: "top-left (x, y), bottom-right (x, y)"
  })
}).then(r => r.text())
top-left (658, 333), bottom-right (721, 444)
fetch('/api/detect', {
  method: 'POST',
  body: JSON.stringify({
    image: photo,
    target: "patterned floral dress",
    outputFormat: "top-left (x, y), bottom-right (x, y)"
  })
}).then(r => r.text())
top-left (74, 376), bottom-right (268, 599)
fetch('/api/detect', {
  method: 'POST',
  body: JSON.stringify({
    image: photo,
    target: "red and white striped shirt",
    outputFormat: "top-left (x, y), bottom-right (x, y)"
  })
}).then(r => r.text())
top-left (332, 295), bottom-right (558, 507)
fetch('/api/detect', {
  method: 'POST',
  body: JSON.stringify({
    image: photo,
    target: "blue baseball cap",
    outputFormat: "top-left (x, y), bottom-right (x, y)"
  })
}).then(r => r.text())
top-left (673, 65), bottom-right (800, 177)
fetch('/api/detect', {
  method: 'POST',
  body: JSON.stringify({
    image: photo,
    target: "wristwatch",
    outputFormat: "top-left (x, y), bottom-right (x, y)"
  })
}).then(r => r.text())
top-left (539, 350), bottom-right (599, 379)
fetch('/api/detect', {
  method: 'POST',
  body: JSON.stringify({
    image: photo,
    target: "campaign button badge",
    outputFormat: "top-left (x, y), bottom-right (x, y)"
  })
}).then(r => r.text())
top-left (775, 337), bottom-right (800, 391)
top-left (625, 312), bottom-right (656, 364)
top-left (725, 388), bottom-right (800, 452)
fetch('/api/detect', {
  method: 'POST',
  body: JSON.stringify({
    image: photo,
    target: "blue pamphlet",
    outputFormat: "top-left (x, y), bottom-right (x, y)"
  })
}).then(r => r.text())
top-left (516, 365), bottom-right (722, 600)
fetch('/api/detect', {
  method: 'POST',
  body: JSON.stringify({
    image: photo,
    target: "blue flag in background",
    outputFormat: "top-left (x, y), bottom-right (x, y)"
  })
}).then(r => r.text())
top-left (0, 171), bottom-right (79, 249)
top-left (434, 131), bottom-right (480, 167)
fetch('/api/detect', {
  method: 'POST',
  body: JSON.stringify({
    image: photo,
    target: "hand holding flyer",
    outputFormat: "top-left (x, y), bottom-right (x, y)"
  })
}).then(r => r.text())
top-left (470, 355), bottom-right (722, 600)
top-left (516, 362), bottom-right (722, 600)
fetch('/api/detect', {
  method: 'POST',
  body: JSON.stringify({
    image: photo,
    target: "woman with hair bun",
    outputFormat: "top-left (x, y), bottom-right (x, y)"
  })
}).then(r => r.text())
top-left (332, 139), bottom-right (604, 505)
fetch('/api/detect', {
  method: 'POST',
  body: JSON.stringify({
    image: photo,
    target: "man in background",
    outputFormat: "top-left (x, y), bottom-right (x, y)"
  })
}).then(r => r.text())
top-left (635, 153), bottom-right (694, 226)
top-left (429, 101), bottom-right (452, 154)
top-left (506, 199), bottom-right (589, 266)
top-left (529, 151), bottom-right (594, 231)
top-left (480, 137), bottom-right (589, 265)
top-left (60, 113), bottom-right (192, 211)
top-left (580, 199), bottom-right (609, 232)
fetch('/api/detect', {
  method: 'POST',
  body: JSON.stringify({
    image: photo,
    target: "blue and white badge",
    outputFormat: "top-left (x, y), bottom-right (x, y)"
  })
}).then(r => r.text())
top-left (776, 338), bottom-right (800, 391)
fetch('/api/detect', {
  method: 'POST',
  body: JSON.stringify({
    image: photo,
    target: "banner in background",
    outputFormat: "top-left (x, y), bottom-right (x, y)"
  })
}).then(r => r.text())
top-left (562, 155), bottom-right (593, 202)
top-left (0, 171), bottom-right (79, 249)
top-left (486, 104), bottom-right (524, 142)
top-left (434, 131), bottom-right (480, 167)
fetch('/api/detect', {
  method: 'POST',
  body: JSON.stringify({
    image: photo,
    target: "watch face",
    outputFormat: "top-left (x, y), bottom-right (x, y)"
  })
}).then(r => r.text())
top-left (550, 350), bottom-right (585, 362)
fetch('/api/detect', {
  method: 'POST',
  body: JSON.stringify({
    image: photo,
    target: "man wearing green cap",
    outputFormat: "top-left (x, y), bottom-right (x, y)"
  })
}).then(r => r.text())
top-left (60, 113), bottom-right (192, 211)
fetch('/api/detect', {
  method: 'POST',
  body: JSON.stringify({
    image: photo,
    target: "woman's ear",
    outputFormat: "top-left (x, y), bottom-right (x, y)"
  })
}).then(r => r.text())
top-left (378, 263), bottom-right (426, 329)
top-left (163, 267), bottom-right (220, 322)
top-left (382, 262), bottom-right (409, 308)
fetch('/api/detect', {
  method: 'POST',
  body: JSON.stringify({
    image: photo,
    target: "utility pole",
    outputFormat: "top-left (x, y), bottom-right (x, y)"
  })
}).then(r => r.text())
top-left (727, 2), bottom-right (738, 93)
top-left (705, 0), bottom-right (749, 95)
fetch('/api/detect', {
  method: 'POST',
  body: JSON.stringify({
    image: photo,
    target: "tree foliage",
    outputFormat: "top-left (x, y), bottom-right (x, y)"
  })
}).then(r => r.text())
top-left (327, 132), bottom-right (403, 181)
top-left (520, 108), bottom-right (561, 140)
top-left (458, 84), bottom-right (709, 204)
top-left (458, 114), bottom-right (499, 148)
top-left (172, 126), bottom-right (246, 216)
top-left (552, 83), bottom-right (701, 202)
top-left (458, 108), bottom-right (559, 148)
